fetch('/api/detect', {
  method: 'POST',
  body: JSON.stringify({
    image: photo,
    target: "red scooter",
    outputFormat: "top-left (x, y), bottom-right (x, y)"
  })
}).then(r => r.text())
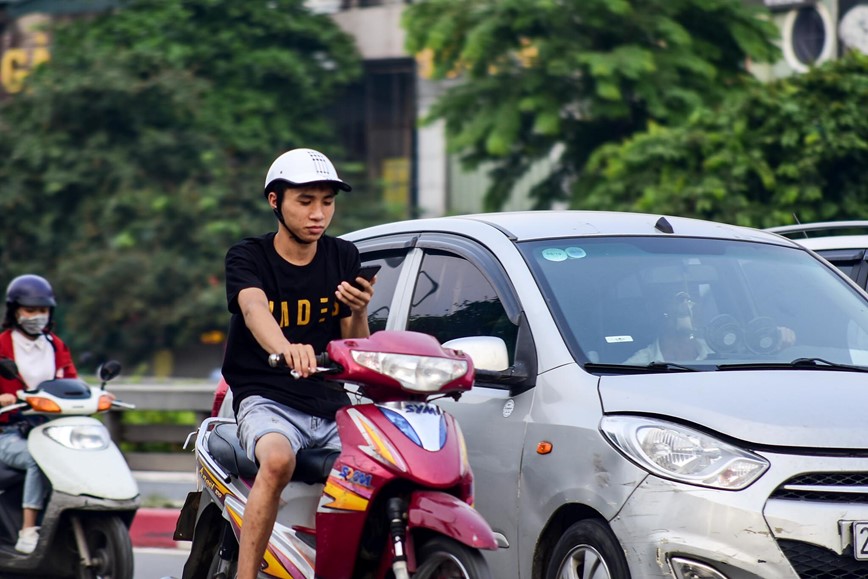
top-left (176, 330), bottom-right (496, 579)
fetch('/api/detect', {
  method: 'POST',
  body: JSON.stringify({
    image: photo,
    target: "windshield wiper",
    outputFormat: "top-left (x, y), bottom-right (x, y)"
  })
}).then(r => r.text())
top-left (717, 358), bottom-right (868, 373)
top-left (646, 361), bottom-right (700, 372)
top-left (585, 362), bottom-right (698, 374)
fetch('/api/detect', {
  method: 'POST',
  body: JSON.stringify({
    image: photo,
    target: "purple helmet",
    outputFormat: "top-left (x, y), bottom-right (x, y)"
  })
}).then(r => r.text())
top-left (6, 275), bottom-right (57, 308)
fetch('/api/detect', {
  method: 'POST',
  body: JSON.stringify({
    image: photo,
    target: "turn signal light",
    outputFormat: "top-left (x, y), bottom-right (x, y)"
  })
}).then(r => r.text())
top-left (537, 441), bottom-right (553, 455)
top-left (97, 394), bottom-right (115, 412)
top-left (24, 396), bottom-right (61, 413)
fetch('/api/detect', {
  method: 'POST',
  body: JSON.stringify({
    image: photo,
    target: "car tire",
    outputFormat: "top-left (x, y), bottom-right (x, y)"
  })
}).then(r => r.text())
top-left (546, 519), bottom-right (630, 579)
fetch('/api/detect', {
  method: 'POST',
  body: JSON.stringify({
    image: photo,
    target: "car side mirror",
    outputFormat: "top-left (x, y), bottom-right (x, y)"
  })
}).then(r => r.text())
top-left (443, 336), bottom-right (510, 372)
top-left (443, 336), bottom-right (533, 390)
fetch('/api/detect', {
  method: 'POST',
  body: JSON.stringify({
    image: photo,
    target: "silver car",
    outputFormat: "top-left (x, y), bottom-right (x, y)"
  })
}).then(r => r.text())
top-left (344, 211), bottom-right (868, 579)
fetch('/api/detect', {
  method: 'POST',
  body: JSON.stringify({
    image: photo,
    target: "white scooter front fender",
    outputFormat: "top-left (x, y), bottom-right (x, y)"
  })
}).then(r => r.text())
top-left (28, 416), bottom-right (139, 500)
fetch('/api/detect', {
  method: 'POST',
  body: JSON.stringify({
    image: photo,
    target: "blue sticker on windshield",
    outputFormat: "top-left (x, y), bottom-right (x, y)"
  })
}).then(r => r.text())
top-left (565, 247), bottom-right (587, 259)
top-left (542, 248), bottom-right (568, 262)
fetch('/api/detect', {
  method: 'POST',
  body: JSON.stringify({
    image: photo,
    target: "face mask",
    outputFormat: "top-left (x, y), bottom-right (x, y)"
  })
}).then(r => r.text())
top-left (674, 313), bottom-right (695, 333)
top-left (17, 314), bottom-right (49, 336)
top-left (666, 293), bottom-right (696, 336)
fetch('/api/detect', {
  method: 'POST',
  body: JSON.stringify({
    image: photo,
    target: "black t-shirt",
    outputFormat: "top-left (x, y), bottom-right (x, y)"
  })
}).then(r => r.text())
top-left (222, 232), bottom-right (360, 418)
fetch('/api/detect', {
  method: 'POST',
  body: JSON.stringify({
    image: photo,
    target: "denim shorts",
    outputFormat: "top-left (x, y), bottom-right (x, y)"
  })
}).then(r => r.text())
top-left (0, 429), bottom-right (48, 510)
top-left (236, 395), bottom-right (340, 464)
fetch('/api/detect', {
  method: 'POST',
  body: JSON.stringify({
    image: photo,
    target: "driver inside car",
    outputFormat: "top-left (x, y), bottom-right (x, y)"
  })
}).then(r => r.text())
top-left (623, 290), bottom-right (797, 365)
top-left (624, 291), bottom-right (712, 364)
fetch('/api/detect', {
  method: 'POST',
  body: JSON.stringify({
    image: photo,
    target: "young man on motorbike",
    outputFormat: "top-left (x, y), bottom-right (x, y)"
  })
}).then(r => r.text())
top-left (222, 148), bottom-right (375, 579)
top-left (0, 274), bottom-right (77, 553)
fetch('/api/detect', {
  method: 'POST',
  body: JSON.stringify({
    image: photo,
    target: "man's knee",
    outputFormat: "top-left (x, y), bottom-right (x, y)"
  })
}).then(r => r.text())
top-left (255, 434), bottom-right (296, 485)
top-left (260, 452), bottom-right (295, 478)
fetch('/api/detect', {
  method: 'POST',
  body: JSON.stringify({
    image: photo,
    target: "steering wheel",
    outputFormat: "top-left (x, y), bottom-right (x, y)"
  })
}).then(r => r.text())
top-left (745, 316), bottom-right (779, 355)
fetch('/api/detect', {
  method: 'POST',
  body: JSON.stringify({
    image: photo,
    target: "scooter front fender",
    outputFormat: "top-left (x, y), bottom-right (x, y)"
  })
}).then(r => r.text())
top-left (408, 490), bottom-right (497, 550)
top-left (29, 416), bottom-right (139, 500)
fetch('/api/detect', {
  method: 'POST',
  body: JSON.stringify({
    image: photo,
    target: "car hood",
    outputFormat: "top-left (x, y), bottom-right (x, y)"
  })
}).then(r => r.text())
top-left (599, 369), bottom-right (868, 449)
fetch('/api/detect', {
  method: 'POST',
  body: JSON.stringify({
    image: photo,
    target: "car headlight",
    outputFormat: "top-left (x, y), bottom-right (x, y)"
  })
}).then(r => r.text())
top-left (601, 416), bottom-right (768, 490)
top-left (44, 424), bottom-right (110, 450)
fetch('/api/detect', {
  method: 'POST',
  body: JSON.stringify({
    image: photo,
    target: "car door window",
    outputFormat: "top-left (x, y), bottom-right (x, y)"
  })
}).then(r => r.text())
top-left (407, 251), bottom-right (517, 361)
top-left (361, 251), bottom-right (406, 333)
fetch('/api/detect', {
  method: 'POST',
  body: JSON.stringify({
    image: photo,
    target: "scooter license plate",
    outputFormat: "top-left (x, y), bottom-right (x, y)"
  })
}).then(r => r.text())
top-left (853, 522), bottom-right (868, 560)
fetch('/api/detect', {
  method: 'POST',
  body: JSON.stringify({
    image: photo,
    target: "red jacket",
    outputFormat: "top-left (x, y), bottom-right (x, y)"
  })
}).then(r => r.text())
top-left (0, 329), bottom-right (78, 423)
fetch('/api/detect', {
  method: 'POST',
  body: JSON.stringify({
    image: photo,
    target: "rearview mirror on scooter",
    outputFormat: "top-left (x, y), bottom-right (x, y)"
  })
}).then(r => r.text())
top-left (96, 360), bottom-right (122, 387)
top-left (0, 358), bottom-right (19, 380)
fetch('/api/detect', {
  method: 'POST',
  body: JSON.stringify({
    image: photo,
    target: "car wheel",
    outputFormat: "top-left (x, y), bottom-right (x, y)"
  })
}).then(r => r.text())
top-left (546, 519), bottom-right (630, 579)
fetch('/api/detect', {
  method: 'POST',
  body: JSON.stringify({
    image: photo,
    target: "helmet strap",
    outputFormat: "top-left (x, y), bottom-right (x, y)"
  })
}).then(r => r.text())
top-left (272, 191), bottom-right (315, 246)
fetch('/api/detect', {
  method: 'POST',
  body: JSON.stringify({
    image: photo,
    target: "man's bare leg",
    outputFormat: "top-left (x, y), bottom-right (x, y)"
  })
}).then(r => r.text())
top-left (236, 433), bottom-right (296, 579)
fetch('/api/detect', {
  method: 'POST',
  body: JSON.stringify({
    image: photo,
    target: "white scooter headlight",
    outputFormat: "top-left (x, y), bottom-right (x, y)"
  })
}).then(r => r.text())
top-left (601, 416), bottom-right (769, 490)
top-left (44, 425), bottom-right (110, 450)
top-left (351, 351), bottom-right (468, 393)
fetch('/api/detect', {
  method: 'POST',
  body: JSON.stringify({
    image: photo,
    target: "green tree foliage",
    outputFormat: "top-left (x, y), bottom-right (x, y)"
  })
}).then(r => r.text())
top-left (581, 52), bottom-right (868, 228)
top-left (403, 0), bottom-right (780, 210)
top-left (0, 0), bottom-right (362, 367)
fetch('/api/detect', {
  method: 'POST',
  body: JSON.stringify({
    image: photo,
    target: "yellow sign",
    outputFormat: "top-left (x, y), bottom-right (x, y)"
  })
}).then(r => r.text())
top-left (200, 330), bottom-right (226, 345)
top-left (382, 157), bottom-right (409, 212)
top-left (1, 32), bottom-right (51, 94)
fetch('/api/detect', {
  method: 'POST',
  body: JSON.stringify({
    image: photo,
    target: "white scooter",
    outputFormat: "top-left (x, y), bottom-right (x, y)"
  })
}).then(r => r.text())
top-left (0, 359), bottom-right (140, 579)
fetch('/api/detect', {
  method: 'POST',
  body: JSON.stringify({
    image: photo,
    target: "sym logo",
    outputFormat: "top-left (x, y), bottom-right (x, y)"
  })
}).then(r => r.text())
top-left (405, 403), bottom-right (441, 415)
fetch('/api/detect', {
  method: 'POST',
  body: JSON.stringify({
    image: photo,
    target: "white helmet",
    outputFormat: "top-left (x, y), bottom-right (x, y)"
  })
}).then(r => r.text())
top-left (263, 148), bottom-right (351, 195)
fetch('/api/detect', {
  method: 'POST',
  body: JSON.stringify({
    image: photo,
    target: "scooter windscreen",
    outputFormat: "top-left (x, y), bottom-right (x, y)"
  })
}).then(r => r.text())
top-left (30, 378), bottom-right (91, 399)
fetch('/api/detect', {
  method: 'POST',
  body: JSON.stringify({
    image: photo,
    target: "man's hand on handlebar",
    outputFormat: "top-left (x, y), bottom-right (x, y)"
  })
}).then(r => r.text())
top-left (270, 349), bottom-right (334, 380)
top-left (275, 343), bottom-right (318, 378)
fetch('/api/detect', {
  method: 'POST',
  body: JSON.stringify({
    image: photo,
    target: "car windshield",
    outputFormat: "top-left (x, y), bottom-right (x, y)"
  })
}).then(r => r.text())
top-left (520, 236), bottom-right (868, 371)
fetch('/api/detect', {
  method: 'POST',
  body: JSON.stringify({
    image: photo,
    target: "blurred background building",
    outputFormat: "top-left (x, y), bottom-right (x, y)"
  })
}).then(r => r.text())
top-left (749, 0), bottom-right (868, 76)
top-left (2, 0), bottom-right (867, 216)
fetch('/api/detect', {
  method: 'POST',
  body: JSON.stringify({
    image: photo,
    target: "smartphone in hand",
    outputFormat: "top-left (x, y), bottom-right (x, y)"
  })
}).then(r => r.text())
top-left (351, 264), bottom-right (381, 289)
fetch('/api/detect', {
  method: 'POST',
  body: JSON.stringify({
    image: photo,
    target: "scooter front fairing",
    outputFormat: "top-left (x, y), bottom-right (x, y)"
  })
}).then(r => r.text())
top-left (314, 401), bottom-right (486, 578)
top-left (29, 416), bottom-right (138, 499)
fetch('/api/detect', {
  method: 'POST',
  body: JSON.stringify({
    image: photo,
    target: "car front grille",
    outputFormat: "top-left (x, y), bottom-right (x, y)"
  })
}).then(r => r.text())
top-left (770, 472), bottom-right (868, 504)
top-left (771, 473), bottom-right (868, 578)
top-left (778, 539), bottom-right (868, 578)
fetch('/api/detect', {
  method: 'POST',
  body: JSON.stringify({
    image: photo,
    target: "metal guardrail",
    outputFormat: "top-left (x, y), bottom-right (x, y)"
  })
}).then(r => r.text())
top-left (106, 382), bottom-right (217, 472)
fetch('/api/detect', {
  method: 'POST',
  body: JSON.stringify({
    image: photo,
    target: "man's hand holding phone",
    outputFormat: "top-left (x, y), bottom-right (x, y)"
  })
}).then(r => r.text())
top-left (352, 265), bottom-right (381, 289)
top-left (336, 264), bottom-right (379, 313)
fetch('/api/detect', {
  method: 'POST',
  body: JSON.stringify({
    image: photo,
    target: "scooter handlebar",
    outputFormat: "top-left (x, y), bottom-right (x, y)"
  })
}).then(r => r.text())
top-left (268, 352), bottom-right (333, 379)
top-left (267, 353), bottom-right (284, 368)
top-left (0, 402), bottom-right (30, 416)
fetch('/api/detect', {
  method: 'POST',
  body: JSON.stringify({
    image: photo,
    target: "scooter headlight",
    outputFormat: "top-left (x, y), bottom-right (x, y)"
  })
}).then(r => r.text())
top-left (351, 351), bottom-right (468, 393)
top-left (44, 424), bottom-right (110, 450)
top-left (601, 416), bottom-right (768, 490)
